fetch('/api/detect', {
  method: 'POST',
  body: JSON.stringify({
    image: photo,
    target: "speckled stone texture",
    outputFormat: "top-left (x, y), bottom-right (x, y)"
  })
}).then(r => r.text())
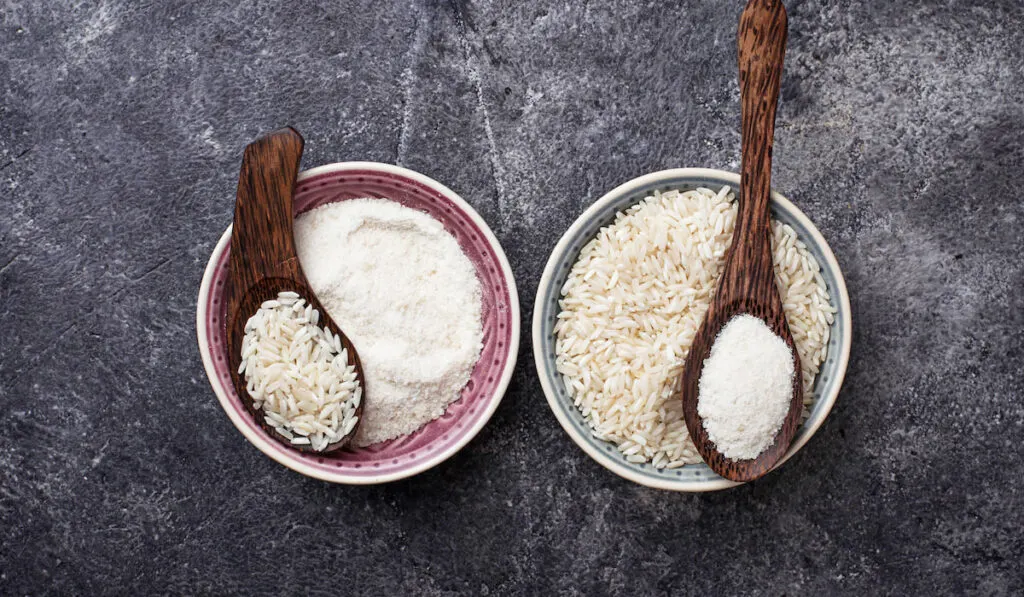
top-left (2, 0), bottom-right (1023, 594)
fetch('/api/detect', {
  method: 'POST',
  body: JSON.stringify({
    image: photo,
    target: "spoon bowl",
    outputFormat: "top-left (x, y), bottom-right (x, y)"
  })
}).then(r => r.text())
top-left (678, 0), bottom-right (799, 482)
top-left (225, 128), bottom-right (365, 454)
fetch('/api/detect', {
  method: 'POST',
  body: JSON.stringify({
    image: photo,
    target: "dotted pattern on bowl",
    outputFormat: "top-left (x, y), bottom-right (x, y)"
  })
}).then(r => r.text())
top-left (203, 169), bottom-right (515, 479)
top-left (535, 175), bottom-right (848, 487)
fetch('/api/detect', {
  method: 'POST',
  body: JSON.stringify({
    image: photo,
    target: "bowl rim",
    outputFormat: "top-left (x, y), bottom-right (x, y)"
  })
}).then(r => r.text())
top-left (532, 167), bottom-right (852, 492)
top-left (196, 161), bottom-right (521, 484)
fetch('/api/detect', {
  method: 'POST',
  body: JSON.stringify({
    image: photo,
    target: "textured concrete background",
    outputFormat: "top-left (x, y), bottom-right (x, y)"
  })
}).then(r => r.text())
top-left (2, 0), bottom-right (1023, 594)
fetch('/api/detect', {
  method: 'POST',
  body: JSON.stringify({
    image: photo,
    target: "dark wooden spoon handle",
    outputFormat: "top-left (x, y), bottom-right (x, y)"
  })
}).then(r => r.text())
top-left (735, 0), bottom-right (788, 265)
top-left (226, 127), bottom-right (304, 317)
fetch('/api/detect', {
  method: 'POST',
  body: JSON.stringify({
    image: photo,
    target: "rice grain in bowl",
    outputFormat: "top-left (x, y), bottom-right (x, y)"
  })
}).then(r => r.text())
top-left (533, 168), bottom-right (851, 492)
top-left (197, 162), bottom-right (519, 484)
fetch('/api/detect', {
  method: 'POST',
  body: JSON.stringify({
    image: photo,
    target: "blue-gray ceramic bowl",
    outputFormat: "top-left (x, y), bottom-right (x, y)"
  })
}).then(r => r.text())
top-left (533, 168), bottom-right (852, 492)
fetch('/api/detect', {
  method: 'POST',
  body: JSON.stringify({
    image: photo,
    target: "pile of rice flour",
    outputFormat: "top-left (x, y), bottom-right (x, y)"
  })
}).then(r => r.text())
top-left (295, 199), bottom-right (483, 446)
top-left (697, 314), bottom-right (794, 460)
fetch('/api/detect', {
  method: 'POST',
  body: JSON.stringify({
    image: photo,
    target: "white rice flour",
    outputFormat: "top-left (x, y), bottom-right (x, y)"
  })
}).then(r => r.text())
top-left (295, 199), bottom-right (483, 446)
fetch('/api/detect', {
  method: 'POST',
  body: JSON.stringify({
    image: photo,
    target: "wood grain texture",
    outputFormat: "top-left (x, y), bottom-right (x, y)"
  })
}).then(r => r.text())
top-left (678, 0), bottom-right (802, 482)
top-left (225, 127), bottom-right (365, 454)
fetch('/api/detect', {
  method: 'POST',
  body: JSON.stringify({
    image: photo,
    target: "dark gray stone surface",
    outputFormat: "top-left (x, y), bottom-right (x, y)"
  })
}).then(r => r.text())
top-left (2, 0), bottom-right (1023, 594)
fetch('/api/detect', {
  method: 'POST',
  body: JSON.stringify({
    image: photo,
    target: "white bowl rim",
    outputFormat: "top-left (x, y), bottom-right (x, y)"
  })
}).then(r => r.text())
top-left (196, 161), bottom-right (521, 484)
top-left (532, 167), bottom-right (853, 492)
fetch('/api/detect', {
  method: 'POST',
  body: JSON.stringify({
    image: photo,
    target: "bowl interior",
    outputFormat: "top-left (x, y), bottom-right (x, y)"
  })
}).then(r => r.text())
top-left (201, 165), bottom-right (517, 481)
top-left (534, 170), bottom-right (850, 490)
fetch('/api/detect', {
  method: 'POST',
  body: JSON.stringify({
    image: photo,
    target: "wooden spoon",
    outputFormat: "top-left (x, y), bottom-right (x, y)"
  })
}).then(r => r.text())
top-left (225, 127), bottom-right (365, 454)
top-left (678, 0), bottom-right (800, 482)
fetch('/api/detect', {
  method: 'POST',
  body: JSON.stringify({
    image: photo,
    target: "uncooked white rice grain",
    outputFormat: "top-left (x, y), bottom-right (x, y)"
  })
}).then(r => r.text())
top-left (240, 291), bottom-right (361, 451)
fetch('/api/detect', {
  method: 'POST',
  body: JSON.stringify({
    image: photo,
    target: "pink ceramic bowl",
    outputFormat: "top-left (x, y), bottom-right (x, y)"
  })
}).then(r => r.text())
top-left (197, 162), bottom-right (520, 484)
